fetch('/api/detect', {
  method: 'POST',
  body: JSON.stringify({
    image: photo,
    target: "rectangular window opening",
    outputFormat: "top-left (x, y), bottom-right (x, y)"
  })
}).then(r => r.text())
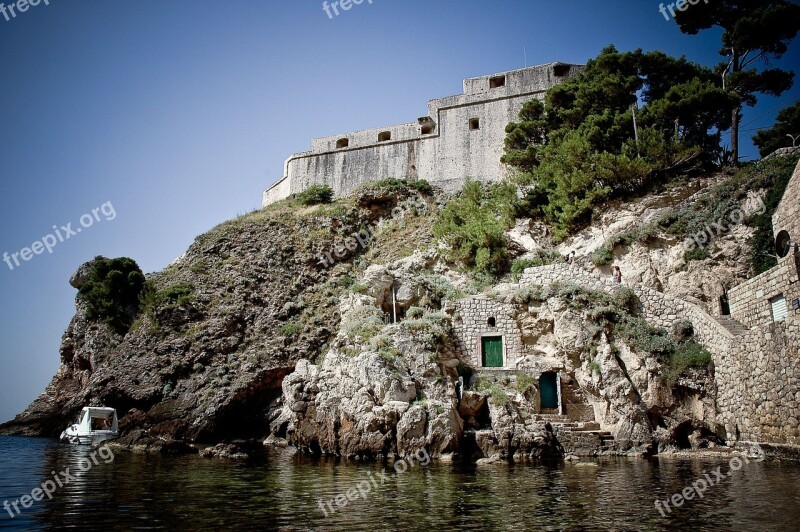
top-left (489, 76), bottom-right (506, 89)
top-left (469, 118), bottom-right (480, 131)
top-left (771, 294), bottom-right (788, 323)
top-left (553, 64), bottom-right (571, 77)
top-left (378, 131), bottom-right (391, 142)
top-left (336, 138), bottom-right (349, 149)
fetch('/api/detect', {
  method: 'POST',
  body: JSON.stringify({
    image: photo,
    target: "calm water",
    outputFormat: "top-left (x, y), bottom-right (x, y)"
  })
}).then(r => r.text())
top-left (1, 436), bottom-right (799, 530)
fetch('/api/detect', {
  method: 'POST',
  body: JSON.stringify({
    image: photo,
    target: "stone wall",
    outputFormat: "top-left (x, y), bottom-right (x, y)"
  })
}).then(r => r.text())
top-left (772, 158), bottom-right (800, 253)
top-left (518, 264), bottom-right (735, 358)
top-left (715, 317), bottom-right (800, 445)
top-left (516, 263), bottom-right (800, 447)
top-left (729, 253), bottom-right (800, 328)
top-left (262, 63), bottom-right (583, 206)
top-left (450, 296), bottom-right (524, 369)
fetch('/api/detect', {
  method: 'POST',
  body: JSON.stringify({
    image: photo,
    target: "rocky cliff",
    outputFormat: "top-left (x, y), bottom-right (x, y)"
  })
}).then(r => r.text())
top-left (1, 163), bottom-right (789, 458)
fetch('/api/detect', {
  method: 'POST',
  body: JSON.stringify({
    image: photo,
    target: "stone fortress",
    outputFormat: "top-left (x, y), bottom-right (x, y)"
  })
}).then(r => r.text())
top-left (262, 62), bottom-right (583, 206)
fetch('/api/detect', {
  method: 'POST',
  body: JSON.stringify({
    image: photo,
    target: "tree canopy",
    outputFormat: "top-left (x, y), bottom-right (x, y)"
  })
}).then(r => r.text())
top-left (753, 100), bottom-right (800, 157)
top-left (674, 0), bottom-right (800, 162)
top-left (503, 46), bottom-right (736, 239)
top-left (78, 256), bottom-right (146, 334)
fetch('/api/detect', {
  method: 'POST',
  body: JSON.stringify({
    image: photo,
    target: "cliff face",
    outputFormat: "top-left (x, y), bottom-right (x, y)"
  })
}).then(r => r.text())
top-left (1, 170), bottom-right (772, 457)
top-left (1, 190), bottom-right (420, 449)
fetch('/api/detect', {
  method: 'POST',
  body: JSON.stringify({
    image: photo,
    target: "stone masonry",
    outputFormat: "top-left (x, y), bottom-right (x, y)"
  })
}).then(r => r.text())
top-left (450, 260), bottom-right (799, 448)
top-left (262, 63), bottom-right (583, 206)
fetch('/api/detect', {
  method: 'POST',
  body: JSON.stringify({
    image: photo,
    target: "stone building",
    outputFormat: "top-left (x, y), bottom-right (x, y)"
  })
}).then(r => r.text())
top-left (729, 158), bottom-right (800, 326)
top-left (262, 63), bottom-right (583, 206)
top-left (719, 157), bottom-right (800, 446)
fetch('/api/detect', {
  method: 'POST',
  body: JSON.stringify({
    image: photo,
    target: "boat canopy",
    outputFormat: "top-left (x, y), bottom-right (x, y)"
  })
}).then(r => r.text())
top-left (78, 407), bottom-right (118, 432)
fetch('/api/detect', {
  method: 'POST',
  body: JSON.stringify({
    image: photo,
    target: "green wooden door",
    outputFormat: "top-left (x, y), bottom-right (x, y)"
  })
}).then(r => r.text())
top-left (481, 336), bottom-right (503, 368)
top-left (539, 372), bottom-right (559, 409)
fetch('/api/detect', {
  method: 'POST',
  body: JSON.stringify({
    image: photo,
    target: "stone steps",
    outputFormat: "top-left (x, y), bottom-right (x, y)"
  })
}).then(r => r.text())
top-left (714, 315), bottom-right (750, 336)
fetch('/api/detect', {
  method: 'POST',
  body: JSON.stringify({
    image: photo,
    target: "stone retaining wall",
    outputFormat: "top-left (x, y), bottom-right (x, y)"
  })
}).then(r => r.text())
top-left (717, 318), bottom-right (800, 445)
top-left (519, 264), bottom-right (735, 357)
top-left (729, 253), bottom-right (800, 328)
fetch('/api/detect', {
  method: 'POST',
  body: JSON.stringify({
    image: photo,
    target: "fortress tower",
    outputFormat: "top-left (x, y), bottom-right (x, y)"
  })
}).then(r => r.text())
top-left (262, 62), bottom-right (583, 207)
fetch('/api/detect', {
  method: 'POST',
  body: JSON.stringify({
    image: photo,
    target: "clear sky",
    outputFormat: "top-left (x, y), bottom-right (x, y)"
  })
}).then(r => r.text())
top-left (0, 0), bottom-right (798, 423)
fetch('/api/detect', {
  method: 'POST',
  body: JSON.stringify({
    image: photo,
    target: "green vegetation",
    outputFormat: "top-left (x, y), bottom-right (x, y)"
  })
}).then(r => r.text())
top-left (753, 101), bottom-right (800, 157)
top-left (663, 340), bottom-right (714, 387)
top-left (674, 0), bottom-right (800, 162)
top-left (745, 157), bottom-right (797, 274)
top-left (684, 247), bottom-right (708, 263)
top-left (478, 379), bottom-right (510, 406)
top-left (78, 256), bottom-right (147, 334)
top-left (513, 372), bottom-right (537, 393)
top-left (433, 180), bottom-right (517, 276)
top-left (510, 249), bottom-right (563, 279)
top-left (341, 306), bottom-right (385, 344)
top-left (357, 178), bottom-right (433, 196)
top-left (504, 46), bottom-right (735, 240)
top-left (297, 185), bottom-right (334, 206)
top-left (281, 321), bottom-right (302, 336)
top-left (508, 282), bottom-right (711, 385)
top-left (590, 156), bottom-right (797, 271)
top-left (139, 281), bottom-right (195, 328)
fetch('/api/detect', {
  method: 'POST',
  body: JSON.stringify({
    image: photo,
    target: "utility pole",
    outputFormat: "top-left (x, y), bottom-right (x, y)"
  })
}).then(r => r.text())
top-left (392, 280), bottom-right (397, 324)
top-left (631, 99), bottom-right (640, 158)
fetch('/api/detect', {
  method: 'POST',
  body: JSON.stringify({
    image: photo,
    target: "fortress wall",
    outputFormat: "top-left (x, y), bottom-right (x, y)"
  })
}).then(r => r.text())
top-left (276, 91), bottom-right (548, 201)
top-left (262, 63), bottom-right (583, 207)
top-left (716, 318), bottom-right (800, 445)
top-left (729, 253), bottom-right (800, 328)
top-left (772, 158), bottom-right (800, 243)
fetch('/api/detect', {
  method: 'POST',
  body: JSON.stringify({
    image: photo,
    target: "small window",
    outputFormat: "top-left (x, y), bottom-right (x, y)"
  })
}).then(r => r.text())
top-left (771, 294), bottom-right (788, 323)
top-left (489, 76), bottom-right (506, 89)
top-left (336, 138), bottom-right (349, 149)
top-left (553, 64), bottom-right (571, 77)
top-left (378, 131), bottom-right (391, 142)
top-left (487, 317), bottom-right (496, 327)
top-left (421, 124), bottom-right (435, 135)
top-left (469, 118), bottom-right (480, 131)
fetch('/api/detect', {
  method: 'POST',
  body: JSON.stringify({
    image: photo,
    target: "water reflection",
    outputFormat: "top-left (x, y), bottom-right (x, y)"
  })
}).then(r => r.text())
top-left (1, 437), bottom-right (799, 531)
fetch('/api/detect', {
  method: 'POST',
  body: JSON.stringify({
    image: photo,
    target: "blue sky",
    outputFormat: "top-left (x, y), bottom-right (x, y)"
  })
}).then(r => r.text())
top-left (0, 0), bottom-right (798, 423)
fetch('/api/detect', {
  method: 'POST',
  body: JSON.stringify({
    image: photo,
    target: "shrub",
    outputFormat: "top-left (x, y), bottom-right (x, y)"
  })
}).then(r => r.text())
top-left (139, 281), bottom-right (195, 323)
top-left (281, 322), bottom-right (302, 336)
top-left (513, 372), bottom-right (537, 393)
top-left (78, 256), bottom-right (147, 334)
top-left (434, 180), bottom-right (516, 276)
top-left (297, 185), bottom-right (334, 206)
top-left (615, 316), bottom-right (674, 356)
top-left (745, 157), bottom-right (797, 274)
top-left (419, 273), bottom-right (465, 303)
top-left (406, 307), bottom-right (425, 319)
top-left (663, 340), bottom-right (713, 386)
top-left (342, 306), bottom-right (385, 342)
top-left (684, 246), bottom-right (708, 262)
top-left (478, 379), bottom-right (510, 405)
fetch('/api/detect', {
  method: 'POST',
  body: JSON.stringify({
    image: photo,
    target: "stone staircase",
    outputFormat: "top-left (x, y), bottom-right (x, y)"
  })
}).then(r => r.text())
top-left (714, 315), bottom-right (750, 337)
top-left (534, 414), bottom-right (616, 454)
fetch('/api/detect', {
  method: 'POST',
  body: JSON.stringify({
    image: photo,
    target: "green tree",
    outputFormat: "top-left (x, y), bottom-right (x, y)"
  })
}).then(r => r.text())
top-left (753, 101), bottom-right (800, 157)
top-left (674, 0), bottom-right (800, 163)
top-left (78, 256), bottom-right (147, 334)
top-left (504, 46), bottom-right (733, 239)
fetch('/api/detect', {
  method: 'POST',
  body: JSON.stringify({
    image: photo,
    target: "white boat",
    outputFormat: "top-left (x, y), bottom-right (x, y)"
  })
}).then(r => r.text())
top-left (59, 407), bottom-right (119, 446)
